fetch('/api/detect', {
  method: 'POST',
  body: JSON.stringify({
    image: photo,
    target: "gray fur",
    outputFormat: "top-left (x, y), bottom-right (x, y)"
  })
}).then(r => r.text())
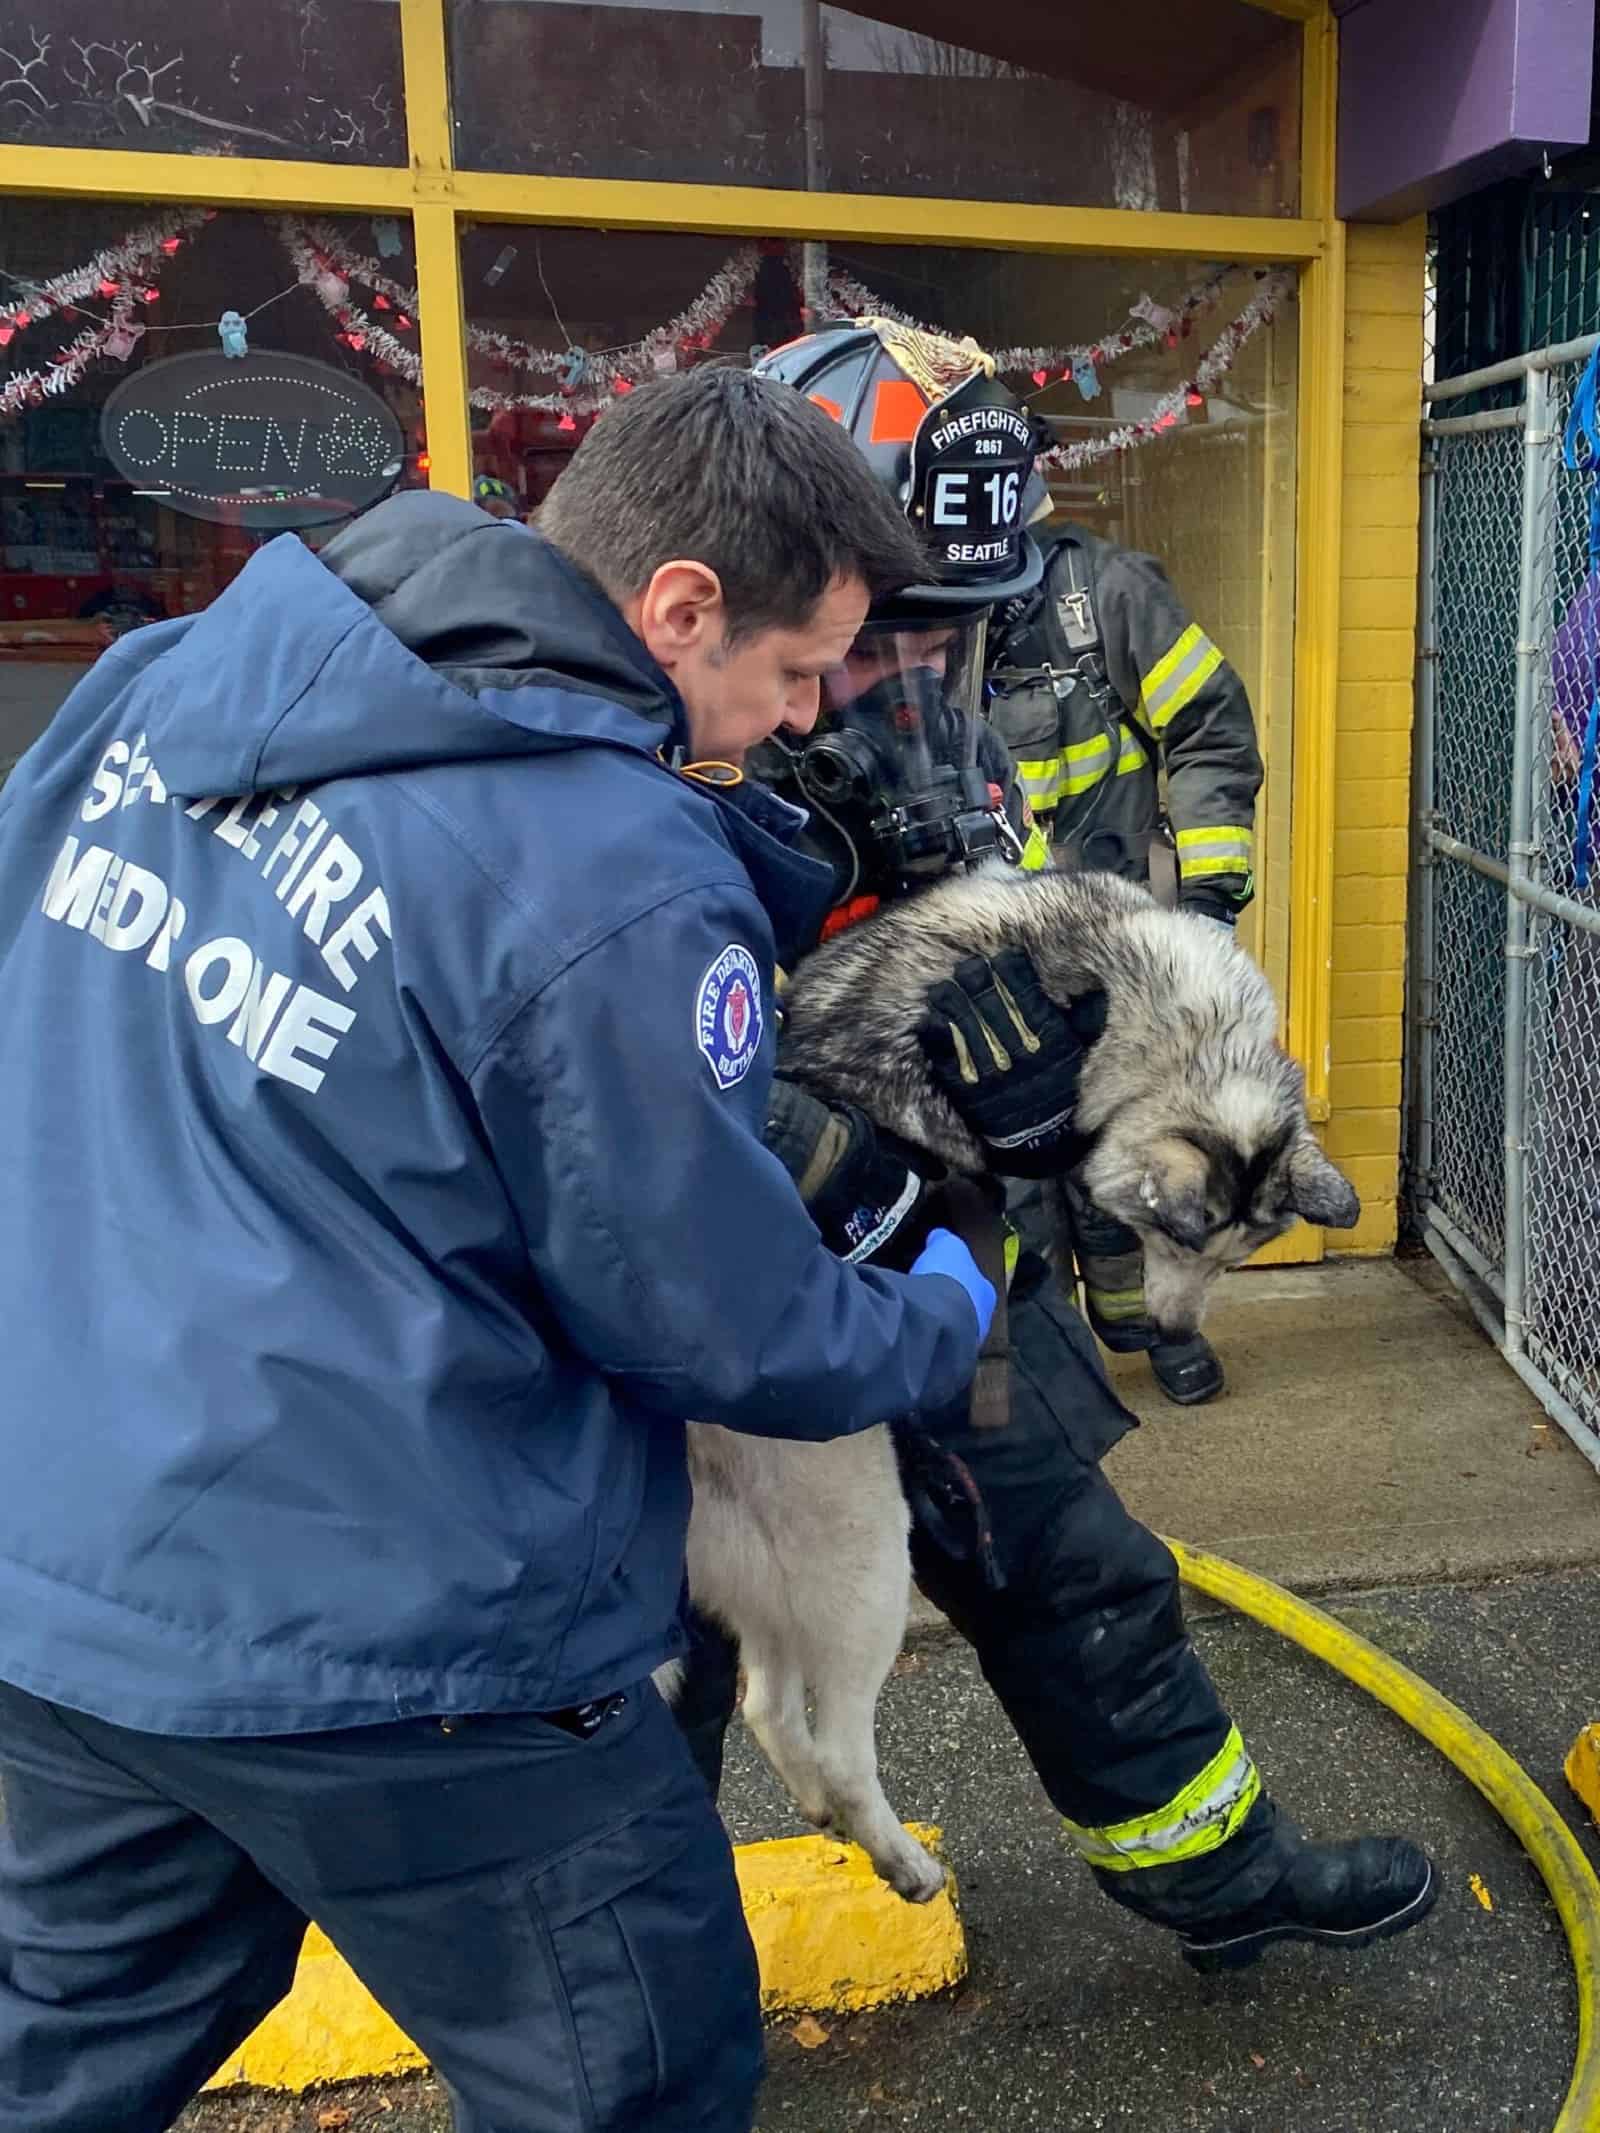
top-left (669, 865), bottom-right (1357, 1901)
top-left (780, 864), bottom-right (1358, 1337)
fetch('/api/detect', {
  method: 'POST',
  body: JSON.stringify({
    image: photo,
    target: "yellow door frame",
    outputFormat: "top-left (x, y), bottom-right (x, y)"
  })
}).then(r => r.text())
top-left (1291, 0), bottom-right (1343, 1150)
top-left (0, 0), bottom-right (1342, 1170)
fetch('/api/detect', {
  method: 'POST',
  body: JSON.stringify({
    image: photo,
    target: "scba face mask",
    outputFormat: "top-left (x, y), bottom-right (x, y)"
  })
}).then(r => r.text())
top-left (775, 615), bottom-right (1021, 900)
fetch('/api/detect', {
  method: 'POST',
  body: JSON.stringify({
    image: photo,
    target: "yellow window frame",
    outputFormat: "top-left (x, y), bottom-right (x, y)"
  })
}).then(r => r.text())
top-left (0, 0), bottom-right (1341, 1168)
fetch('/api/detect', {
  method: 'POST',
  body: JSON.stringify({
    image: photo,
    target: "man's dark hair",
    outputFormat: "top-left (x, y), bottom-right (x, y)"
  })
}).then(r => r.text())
top-left (540, 367), bottom-right (929, 638)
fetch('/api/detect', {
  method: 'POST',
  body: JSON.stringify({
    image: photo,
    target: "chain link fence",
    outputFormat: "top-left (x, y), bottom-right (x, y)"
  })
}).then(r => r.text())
top-left (1414, 340), bottom-right (1600, 1468)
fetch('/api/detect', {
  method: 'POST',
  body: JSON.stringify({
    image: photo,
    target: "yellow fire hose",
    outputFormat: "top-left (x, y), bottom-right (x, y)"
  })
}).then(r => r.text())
top-left (1166, 1540), bottom-right (1600, 2131)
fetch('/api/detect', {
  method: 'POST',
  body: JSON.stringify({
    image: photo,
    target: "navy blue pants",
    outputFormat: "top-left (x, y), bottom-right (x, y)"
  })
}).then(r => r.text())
top-left (0, 1678), bottom-right (762, 2133)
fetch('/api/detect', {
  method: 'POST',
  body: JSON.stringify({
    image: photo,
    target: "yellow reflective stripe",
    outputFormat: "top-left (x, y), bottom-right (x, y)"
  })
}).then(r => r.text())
top-left (1138, 622), bottom-right (1203, 704)
top-left (1175, 824), bottom-right (1253, 853)
top-left (1062, 730), bottom-right (1114, 768)
top-left (1181, 854), bottom-right (1253, 882)
top-left (1017, 758), bottom-right (1067, 808)
top-left (1003, 1228), bottom-right (1021, 1283)
top-left (1019, 825), bottom-right (1051, 872)
top-left (1083, 1284), bottom-right (1147, 1321)
top-left (1061, 763), bottom-right (1108, 798)
top-left (1062, 726), bottom-right (1140, 769)
top-left (1021, 746), bottom-right (1106, 805)
top-left (1020, 725), bottom-right (1146, 809)
top-left (1151, 643), bottom-right (1223, 732)
top-left (1055, 734), bottom-right (1112, 797)
top-left (1061, 726), bottom-right (1145, 798)
top-left (1062, 1724), bottom-right (1261, 1872)
top-left (1141, 625), bottom-right (1225, 734)
top-left (1176, 826), bottom-right (1252, 881)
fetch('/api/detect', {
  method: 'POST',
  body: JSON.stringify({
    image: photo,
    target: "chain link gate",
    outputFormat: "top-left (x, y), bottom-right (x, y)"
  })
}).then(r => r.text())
top-left (1414, 337), bottom-right (1600, 1470)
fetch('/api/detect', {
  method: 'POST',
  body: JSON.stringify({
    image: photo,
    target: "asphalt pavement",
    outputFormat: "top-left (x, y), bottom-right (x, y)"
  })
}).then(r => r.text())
top-left (182, 1566), bottom-right (1600, 2133)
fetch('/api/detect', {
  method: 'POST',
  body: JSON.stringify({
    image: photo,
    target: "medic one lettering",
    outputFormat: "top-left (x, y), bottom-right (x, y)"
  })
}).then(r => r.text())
top-left (36, 734), bottom-right (394, 1097)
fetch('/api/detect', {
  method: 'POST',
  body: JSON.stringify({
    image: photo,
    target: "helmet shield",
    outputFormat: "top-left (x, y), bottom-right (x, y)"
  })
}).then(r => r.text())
top-left (752, 321), bottom-right (1044, 615)
top-left (907, 372), bottom-right (1036, 595)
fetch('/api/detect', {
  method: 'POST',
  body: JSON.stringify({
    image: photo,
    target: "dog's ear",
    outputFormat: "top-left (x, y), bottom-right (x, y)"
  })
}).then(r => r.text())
top-left (1286, 1136), bottom-right (1361, 1228)
top-left (1136, 1135), bottom-right (1212, 1250)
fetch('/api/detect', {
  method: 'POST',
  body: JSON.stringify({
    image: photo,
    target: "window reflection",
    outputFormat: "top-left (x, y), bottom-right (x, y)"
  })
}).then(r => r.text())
top-left (0, 203), bottom-right (425, 785)
top-left (449, 0), bottom-right (1300, 215)
top-left (0, 2), bottom-right (406, 164)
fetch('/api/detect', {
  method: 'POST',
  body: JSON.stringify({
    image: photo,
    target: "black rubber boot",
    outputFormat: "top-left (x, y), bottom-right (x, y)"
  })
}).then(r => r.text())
top-left (1148, 1332), bottom-right (1225, 1406)
top-left (1092, 1317), bottom-right (1158, 1356)
top-left (1178, 1836), bottom-right (1439, 1973)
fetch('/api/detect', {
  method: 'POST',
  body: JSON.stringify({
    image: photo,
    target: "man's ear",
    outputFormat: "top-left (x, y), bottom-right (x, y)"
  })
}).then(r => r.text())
top-left (626, 560), bottom-right (726, 672)
top-left (1089, 1133), bottom-right (1211, 1249)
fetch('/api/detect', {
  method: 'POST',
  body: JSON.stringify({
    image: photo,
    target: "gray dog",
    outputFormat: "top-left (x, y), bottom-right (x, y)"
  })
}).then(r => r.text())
top-left (677, 865), bottom-right (1358, 1901)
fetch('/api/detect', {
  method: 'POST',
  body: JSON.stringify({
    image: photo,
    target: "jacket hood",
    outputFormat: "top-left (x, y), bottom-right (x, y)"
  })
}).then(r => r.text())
top-left (137, 490), bottom-right (832, 956)
top-left (142, 491), bottom-right (688, 801)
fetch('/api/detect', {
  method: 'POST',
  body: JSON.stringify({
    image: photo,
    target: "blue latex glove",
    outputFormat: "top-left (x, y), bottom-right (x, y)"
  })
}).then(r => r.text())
top-left (910, 1226), bottom-right (996, 1344)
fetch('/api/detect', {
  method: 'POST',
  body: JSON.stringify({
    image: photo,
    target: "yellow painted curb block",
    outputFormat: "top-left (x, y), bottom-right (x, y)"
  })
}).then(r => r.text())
top-left (736, 1823), bottom-right (965, 2016)
top-left (204, 1925), bottom-right (426, 2092)
top-left (205, 1824), bottom-right (963, 2093)
top-left (1565, 1723), bottom-right (1600, 1825)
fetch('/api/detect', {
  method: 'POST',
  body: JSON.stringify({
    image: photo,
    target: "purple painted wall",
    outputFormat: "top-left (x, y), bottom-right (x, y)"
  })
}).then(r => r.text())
top-left (1337, 0), bottom-right (1594, 221)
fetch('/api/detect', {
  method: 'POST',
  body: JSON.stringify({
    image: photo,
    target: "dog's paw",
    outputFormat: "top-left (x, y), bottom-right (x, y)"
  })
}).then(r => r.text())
top-left (882, 1841), bottom-right (947, 1905)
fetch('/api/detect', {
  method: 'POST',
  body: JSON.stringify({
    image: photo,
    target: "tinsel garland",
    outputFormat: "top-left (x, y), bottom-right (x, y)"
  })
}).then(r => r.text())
top-left (822, 265), bottom-right (1234, 392)
top-left (277, 218), bottom-right (428, 392)
top-left (292, 222), bottom-right (1262, 432)
top-left (0, 207), bottom-right (208, 347)
top-left (0, 321), bottom-right (118, 420)
top-left (288, 219), bottom-right (763, 408)
top-left (0, 207), bottom-right (207, 422)
top-left (0, 206), bottom-right (1288, 463)
top-left (1041, 271), bottom-right (1293, 472)
top-left (301, 218), bottom-right (1239, 412)
top-left (280, 225), bottom-right (581, 419)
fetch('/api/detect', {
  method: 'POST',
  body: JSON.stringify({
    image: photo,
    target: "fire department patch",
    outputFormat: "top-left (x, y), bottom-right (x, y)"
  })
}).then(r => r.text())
top-left (695, 943), bottom-right (764, 1090)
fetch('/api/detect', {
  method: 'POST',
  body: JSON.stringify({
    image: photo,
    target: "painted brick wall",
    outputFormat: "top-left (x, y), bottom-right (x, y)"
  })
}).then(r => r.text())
top-left (1325, 217), bottom-right (1426, 1253)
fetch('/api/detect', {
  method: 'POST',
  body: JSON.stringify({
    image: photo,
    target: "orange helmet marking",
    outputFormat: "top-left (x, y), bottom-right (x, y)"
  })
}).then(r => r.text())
top-left (868, 378), bottom-right (927, 444)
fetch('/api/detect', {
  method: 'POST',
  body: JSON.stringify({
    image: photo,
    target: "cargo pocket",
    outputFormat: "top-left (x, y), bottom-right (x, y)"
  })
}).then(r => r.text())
top-left (524, 1790), bottom-right (762, 2132)
top-left (1008, 1269), bottom-right (1140, 1471)
top-left (988, 684), bottom-right (1060, 762)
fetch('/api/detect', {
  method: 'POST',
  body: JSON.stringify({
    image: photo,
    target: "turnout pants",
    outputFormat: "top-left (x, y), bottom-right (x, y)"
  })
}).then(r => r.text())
top-left (680, 1251), bottom-right (1285, 1931)
top-left (1055, 1176), bottom-right (1161, 1357)
top-left (0, 1678), bottom-right (762, 2133)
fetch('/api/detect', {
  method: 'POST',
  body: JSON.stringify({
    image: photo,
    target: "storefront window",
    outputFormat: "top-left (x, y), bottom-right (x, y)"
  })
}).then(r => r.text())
top-left (449, 0), bottom-right (1300, 217)
top-left (0, 202), bottom-right (425, 783)
top-left (462, 225), bottom-right (1299, 985)
top-left (0, 2), bottom-right (405, 163)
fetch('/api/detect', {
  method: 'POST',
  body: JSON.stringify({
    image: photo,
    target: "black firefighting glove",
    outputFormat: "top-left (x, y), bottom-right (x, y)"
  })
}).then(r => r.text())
top-left (918, 950), bottom-right (1108, 1179)
top-left (765, 1076), bottom-right (941, 1272)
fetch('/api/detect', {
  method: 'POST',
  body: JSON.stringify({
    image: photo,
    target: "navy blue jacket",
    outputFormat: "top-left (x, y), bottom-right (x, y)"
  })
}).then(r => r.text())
top-left (0, 493), bottom-right (978, 1736)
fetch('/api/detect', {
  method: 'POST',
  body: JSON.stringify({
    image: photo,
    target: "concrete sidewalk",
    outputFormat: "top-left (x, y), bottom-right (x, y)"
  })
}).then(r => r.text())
top-left (911, 1252), bottom-right (1597, 1629)
top-left (1103, 1252), bottom-right (1598, 1588)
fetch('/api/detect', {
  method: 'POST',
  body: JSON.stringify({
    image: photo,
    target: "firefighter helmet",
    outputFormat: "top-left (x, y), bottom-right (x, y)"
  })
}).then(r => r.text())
top-left (753, 319), bottom-right (1044, 619)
